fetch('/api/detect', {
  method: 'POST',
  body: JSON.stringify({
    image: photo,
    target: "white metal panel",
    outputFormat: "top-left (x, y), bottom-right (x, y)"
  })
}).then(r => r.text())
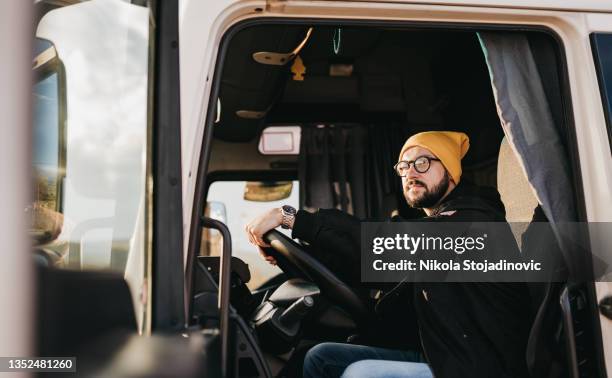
top-left (586, 11), bottom-right (612, 377)
top-left (271, 0), bottom-right (612, 13)
top-left (179, 0), bottom-right (265, 267)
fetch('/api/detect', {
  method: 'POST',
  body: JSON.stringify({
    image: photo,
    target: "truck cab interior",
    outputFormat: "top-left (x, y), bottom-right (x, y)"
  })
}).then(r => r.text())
top-left (187, 22), bottom-right (601, 377)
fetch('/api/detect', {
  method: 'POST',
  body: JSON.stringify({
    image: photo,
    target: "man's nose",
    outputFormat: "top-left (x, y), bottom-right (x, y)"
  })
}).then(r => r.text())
top-left (406, 164), bottom-right (421, 180)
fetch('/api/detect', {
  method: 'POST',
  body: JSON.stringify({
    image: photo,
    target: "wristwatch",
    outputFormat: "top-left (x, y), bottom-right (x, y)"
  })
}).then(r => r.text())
top-left (280, 205), bottom-right (297, 229)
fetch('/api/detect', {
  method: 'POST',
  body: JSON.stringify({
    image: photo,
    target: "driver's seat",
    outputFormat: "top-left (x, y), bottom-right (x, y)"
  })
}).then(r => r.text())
top-left (496, 137), bottom-right (568, 378)
top-left (497, 136), bottom-right (538, 242)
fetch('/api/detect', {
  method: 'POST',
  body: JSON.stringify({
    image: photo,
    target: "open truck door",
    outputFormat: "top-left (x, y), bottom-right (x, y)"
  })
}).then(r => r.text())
top-left (0, 1), bottom-right (221, 376)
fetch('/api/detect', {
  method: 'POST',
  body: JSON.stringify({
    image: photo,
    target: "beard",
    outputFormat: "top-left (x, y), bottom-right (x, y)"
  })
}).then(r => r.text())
top-left (404, 171), bottom-right (450, 209)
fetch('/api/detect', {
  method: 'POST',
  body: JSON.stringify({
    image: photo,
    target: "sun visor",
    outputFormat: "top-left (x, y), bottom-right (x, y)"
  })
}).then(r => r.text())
top-left (214, 25), bottom-right (312, 142)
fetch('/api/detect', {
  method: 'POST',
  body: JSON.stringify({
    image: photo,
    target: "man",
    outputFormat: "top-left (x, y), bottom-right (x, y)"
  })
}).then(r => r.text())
top-left (246, 131), bottom-right (532, 378)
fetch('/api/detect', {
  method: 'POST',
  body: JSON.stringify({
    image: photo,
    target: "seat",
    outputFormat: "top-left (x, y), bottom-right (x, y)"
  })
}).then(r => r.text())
top-left (496, 136), bottom-right (538, 245)
top-left (496, 137), bottom-right (568, 378)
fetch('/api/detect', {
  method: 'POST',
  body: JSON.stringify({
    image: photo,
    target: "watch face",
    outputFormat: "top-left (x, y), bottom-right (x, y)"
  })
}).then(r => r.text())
top-left (282, 205), bottom-right (297, 215)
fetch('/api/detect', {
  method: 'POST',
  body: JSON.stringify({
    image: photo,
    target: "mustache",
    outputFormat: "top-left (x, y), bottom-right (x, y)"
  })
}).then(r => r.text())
top-left (406, 180), bottom-right (426, 188)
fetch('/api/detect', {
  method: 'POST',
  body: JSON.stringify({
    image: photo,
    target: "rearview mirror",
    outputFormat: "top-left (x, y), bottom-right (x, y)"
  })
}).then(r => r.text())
top-left (244, 181), bottom-right (293, 202)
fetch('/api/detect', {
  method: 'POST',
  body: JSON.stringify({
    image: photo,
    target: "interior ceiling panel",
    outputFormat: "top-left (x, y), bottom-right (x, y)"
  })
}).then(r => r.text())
top-left (214, 24), bottom-right (503, 163)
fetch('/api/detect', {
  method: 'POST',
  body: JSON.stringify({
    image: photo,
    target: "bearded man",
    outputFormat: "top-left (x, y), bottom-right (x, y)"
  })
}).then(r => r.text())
top-left (246, 131), bottom-right (532, 378)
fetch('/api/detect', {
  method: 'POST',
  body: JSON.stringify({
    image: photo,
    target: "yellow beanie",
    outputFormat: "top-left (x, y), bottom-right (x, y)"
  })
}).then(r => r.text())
top-left (398, 131), bottom-right (470, 184)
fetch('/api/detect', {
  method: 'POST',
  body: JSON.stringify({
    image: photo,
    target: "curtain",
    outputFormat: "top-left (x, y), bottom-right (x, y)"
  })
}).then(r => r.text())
top-left (478, 32), bottom-right (596, 377)
top-left (364, 124), bottom-right (413, 219)
top-left (299, 124), bottom-right (368, 217)
top-left (477, 32), bottom-right (575, 222)
top-left (299, 123), bottom-right (409, 220)
top-left (476, 32), bottom-right (592, 278)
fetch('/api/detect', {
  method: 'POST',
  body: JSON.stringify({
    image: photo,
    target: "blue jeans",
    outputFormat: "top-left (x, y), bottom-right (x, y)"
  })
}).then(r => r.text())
top-left (303, 342), bottom-right (433, 378)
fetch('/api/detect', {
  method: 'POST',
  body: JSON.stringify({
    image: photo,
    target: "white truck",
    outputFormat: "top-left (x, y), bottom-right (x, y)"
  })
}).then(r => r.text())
top-left (2, 0), bottom-right (612, 376)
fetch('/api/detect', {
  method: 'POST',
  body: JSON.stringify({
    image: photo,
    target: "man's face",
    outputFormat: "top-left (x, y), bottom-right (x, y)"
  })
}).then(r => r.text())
top-left (400, 146), bottom-right (451, 209)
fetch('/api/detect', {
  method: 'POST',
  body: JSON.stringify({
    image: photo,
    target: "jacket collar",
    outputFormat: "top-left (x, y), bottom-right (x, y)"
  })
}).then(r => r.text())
top-left (429, 181), bottom-right (506, 220)
top-left (430, 181), bottom-right (466, 215)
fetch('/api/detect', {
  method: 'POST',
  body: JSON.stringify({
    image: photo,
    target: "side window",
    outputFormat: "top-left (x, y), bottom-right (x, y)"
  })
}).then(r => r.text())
top-left (204, 181), bottom-right (299, 290)
top-left (31, 1), bottom-right (154, 332)
top-left (591, 33), bottom-right (612, 151)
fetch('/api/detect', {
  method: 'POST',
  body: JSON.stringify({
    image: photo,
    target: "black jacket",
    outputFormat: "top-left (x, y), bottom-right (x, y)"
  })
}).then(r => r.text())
top-left (292, 182), bottom-right (533, 378)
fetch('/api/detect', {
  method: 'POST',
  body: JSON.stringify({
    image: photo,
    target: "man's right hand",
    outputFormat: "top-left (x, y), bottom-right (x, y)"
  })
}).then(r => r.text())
top-left (245, 208), bottom-right (283, 265)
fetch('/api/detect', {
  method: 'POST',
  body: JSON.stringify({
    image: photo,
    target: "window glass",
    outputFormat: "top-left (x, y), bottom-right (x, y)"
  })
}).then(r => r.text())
top-left (33, 73), bottom-right (59, 175)
top-left (204, 181), bottom-right (300, 290)
top-left (591, 33), bottom-right (612, 151)
top-left (31, 0), bottom-right (153, 332)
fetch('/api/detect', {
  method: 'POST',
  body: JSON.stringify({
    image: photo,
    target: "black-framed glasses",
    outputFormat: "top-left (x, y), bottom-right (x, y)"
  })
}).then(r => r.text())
top-left (393, 156), bottom-right (441, 177)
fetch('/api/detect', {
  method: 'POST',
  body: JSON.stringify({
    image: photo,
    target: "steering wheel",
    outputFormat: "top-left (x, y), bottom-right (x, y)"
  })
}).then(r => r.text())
top-left (263, 230), bottom-right (371, 324)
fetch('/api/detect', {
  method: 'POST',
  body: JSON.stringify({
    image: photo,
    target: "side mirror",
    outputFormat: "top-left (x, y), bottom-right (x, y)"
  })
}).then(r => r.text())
top-left (30, 37), bottom-right (66, 245)
top-left (244, 181), bottom-right (293, 202)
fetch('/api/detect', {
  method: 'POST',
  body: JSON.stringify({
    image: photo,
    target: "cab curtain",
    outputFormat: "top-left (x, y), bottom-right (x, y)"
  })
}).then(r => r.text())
top-left (478, 32), bottom-right (583, 378)
top-left (477, 32), bottom-right (588, 271)
top-left (298, 124), bottom-right (409, 220)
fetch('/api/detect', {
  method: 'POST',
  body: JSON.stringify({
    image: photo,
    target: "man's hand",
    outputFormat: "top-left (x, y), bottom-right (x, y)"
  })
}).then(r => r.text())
top-left (245, 208), bottom-right (284, 265)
